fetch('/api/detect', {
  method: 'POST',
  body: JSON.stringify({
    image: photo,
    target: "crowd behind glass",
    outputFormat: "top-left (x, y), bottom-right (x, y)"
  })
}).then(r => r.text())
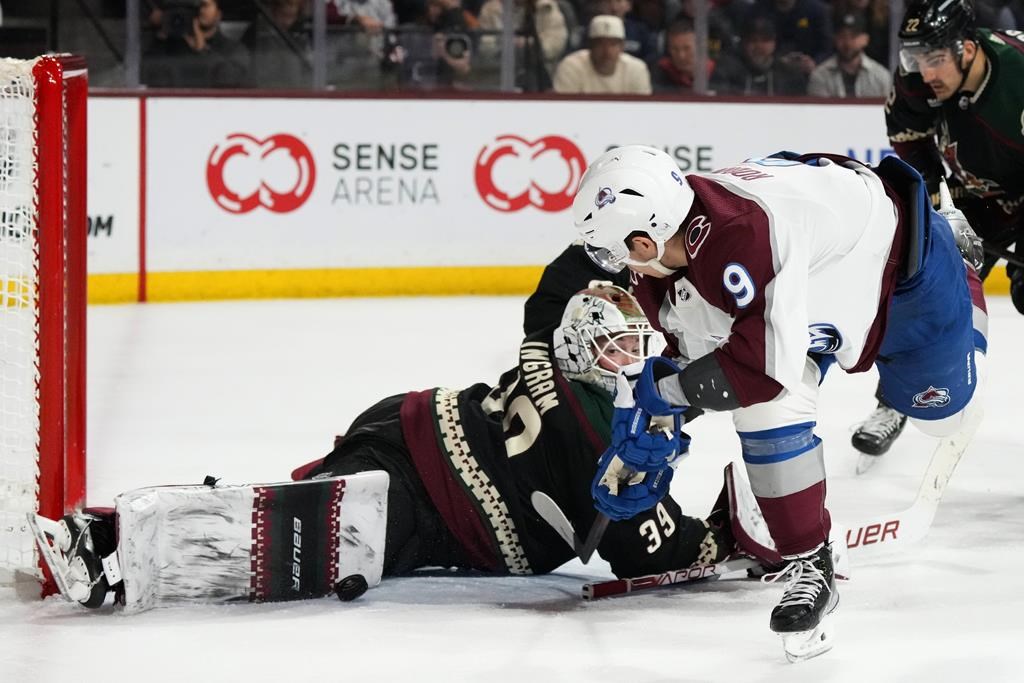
top-left (4, 0), bottom-right (1023, 94)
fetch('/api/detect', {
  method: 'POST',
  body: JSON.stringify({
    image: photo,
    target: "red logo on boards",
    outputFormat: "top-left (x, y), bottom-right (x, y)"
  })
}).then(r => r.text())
top-left (474, 135), bottom-right (586, 212)
top-left (206, 133), bottom-right (316, 214)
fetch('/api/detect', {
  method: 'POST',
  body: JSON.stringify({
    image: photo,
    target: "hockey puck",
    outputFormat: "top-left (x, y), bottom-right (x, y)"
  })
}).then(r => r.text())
top-left (334, 574), bottom-right (368, 602)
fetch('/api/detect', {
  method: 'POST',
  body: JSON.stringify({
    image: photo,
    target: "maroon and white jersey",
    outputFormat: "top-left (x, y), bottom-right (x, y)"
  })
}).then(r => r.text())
top-left (632, 156), bottom-right (903, 408)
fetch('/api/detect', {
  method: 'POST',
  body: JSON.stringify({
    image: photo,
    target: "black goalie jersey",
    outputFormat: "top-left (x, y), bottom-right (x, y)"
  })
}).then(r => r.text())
top-left (399, 329), bottom-right (714, 579)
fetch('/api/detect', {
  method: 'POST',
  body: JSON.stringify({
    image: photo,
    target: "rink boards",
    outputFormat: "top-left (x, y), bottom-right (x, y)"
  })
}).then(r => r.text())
top-left (84, 94), bottom-right (1010, 303)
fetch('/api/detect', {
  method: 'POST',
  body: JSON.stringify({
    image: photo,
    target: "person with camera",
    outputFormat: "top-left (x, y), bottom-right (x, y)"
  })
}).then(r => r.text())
top-left (552, 15), bottom-right (652, 94)
top-left (142, 0), bottom-right (248, 88)
top-left (384, 0), bottom-right (474, 89)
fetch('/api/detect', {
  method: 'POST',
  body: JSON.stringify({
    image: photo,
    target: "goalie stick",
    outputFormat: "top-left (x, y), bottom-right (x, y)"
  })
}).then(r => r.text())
top-left (582, 408), bottom-right (982, 599)
top-left (530, 491), bottom-right (608, 564)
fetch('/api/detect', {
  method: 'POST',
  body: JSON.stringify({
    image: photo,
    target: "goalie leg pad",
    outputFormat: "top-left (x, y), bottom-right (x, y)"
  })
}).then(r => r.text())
top-left (114, 471), bottom-right (388, 612)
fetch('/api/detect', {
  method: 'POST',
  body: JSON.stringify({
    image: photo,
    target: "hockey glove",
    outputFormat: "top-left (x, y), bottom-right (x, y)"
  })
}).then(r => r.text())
top-left (937, 181), bottom-right (984, 271)
top-left (608, 376), bottom-right (689, 472)
top-left (592, 377), bottom-right (691, 521)
top-left (633, 356), bottom-right (688, 416)
top-left (591, 452), bottom-right (674, 521)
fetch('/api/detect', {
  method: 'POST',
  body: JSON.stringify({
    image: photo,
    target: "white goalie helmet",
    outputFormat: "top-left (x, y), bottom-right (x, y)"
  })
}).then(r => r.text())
top-left (553, 283), bottom-right (661, 394)
top-left (572, 145), bottom-right (695, 275)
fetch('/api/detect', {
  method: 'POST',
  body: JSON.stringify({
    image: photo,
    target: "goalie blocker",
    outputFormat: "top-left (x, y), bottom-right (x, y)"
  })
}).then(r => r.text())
top-left (32, 472), bottom-right (387, 612)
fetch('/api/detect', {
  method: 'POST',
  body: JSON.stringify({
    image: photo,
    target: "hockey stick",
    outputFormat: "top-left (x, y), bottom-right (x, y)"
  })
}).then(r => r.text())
top-left (582, 557), bottom-right (760, 600)
top-left (835, 406), bottom-right (983, 555)
top-left (981, 241), bottom-right (1024, 269)
top-left (530, 491), bottom-right (610, 565)
top-left (531, 491), bottom-right (585, 558)
top-left (583, 409), bottom-right (982, 599)
top-left (938, 181), bottom-right (1024, 269)
top-left (577, 514), bottom-right (609, 564)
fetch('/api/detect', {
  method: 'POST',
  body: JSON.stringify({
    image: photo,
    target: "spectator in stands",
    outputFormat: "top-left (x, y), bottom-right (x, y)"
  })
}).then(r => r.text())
top-left (328, 0), bottom-right (397, 33)
top-left (553, 14), bottom-right (652, 93)
top-left (478, 0), bottom-right (569, 90)
top-left (143, 0), bottom-right (248, 88)
top-left (807, 11), bottom-right (889, 97)
top-left (709, 14), bottom-right (807, 95)
top-left (631, 0), bottom-right (672, 38)
top-left (384, 0), bottom-right (473, 89)
top-left (976, 0), bottom-right (1020, 28)
top-left (831, 0), bottom-right (890, 70)
top-left (675, 0), bottom-right (752, 60)
top-left (1006, 0), bottom-right (1024, 27)
top-left (752, 0), bottom-right (832, 73)
top-left (650, 17), bottom-right (715, 93)
top-left (240, 0), bottom-right (311, 87)
top-left (586, 0), bottom-right (657, 62)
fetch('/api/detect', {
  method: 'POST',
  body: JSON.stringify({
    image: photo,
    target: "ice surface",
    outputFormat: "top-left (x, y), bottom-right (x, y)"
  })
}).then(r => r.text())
top-left (2, 295), bottom-right (1023, 682)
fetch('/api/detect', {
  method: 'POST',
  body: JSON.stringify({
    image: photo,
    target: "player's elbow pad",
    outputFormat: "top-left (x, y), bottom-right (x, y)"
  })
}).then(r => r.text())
top-left (677, 354), bottom-right (740, 411)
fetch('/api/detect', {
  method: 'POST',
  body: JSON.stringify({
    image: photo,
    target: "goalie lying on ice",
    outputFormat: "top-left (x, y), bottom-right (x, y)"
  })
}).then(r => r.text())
top-left (33, 279), bottom-right (744, 612)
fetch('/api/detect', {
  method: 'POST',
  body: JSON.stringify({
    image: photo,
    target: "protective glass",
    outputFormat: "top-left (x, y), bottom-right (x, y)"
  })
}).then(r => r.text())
top-left (899, 46), bottom-right (954, 73)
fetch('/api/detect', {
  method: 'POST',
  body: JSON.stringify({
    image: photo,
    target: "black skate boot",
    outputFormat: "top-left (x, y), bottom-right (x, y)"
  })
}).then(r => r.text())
top-left (851, 401), bottom-right (907, 472)
top-left (765, 543), bottom-right (839, 662)
top-left (30, 511), bottom-right (119, 608)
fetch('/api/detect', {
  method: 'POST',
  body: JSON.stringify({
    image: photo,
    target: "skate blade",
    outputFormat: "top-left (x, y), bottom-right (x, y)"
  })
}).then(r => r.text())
top-left (780, 615), bottom-right (836, 663)
top-left (855, 453), bottom-right (881, 475)
top-left (26, 514), bottom-right (90, 604)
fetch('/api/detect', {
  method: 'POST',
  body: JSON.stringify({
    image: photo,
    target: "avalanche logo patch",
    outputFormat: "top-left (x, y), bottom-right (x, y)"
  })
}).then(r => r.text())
top-left (685, 215), bottom-right (712, 258)
top-left (807, 323), bottom-right (842, 354)
top-left (595, 187), bottom-right (616, 208)
top-left (912, 386), bottom-right (951, 408)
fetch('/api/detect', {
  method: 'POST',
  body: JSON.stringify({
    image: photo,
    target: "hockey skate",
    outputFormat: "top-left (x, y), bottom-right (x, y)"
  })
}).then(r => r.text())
top-left (28, 511), bottom-right (119, 608)
top-left (765, 543), bottom-right (838, 663)
top-left (851, 402), bottom-right (907, 473)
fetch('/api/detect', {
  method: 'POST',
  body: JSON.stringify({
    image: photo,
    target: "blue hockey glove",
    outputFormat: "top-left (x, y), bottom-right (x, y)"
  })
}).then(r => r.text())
top-left (591, 450), bottom-right (675, 521)
top-left (592, 375), bottom-right (691, 521)
top-left (634, 356), bottom-right (688, 416)
top-left (608, 406), bottom-right (687, 472)
top-left (607, 369), bottom-right (689, 472)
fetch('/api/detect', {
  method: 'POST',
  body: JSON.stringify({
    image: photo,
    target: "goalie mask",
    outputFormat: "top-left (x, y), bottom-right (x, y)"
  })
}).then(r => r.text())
top-left (553, 284), bottom-right (660, 394)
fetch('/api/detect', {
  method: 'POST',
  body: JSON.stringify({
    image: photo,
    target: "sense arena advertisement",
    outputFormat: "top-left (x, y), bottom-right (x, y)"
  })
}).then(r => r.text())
top-left (96, 95), bottom-right (1007, 301)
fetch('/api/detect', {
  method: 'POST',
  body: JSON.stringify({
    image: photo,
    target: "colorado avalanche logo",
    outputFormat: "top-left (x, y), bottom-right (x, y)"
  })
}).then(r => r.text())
top-left (685, 215), bottom-right (712, 258)
top-left (595, 187), bottom-right (616, 208)
top-left (807, 323), bottom-right (842, 354)
top-left (912, 386), bottom-right (951, 408)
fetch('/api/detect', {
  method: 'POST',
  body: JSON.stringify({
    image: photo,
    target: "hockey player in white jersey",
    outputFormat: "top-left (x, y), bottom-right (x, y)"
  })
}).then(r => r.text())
top-left (573, 146), bottom-right (987, 661)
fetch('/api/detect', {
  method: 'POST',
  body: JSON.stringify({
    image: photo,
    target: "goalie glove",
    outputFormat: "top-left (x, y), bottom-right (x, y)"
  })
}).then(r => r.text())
top-left (938, 181), bottom-right (984, 271)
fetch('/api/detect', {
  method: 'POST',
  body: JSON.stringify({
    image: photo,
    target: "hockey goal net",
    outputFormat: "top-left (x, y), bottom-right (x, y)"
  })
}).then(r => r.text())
top-left (0, 55), bottom-right (87, 587)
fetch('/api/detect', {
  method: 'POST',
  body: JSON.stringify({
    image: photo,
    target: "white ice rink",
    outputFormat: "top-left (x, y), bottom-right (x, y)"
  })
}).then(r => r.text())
top-left (2, 295), bottom-right (1024, 682)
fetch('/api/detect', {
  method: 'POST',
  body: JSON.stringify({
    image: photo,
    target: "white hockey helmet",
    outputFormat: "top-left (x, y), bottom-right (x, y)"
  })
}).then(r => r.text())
top-left (572, 145), bottom-right (695, 275)
top-left (553, 283), bottom-right (661, 394)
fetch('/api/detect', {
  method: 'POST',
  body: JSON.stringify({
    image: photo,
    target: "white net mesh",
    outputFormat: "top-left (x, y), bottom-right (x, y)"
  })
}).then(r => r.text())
top-left (0, 58), bottom-right (41, 580)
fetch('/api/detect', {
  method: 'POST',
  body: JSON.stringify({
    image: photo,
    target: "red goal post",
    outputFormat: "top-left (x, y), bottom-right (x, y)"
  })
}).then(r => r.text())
top-left (0, 55), bottom-right (87, 588)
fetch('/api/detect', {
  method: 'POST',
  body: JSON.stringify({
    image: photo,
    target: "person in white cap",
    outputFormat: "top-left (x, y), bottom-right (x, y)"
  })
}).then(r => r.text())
top-left (552, 15), bottom-right (652, 94)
